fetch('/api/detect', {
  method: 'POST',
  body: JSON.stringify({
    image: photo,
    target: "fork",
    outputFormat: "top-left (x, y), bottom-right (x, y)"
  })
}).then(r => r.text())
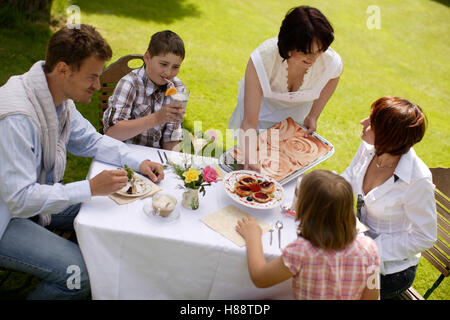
top-left (157, 150), bottom-right (164, 163)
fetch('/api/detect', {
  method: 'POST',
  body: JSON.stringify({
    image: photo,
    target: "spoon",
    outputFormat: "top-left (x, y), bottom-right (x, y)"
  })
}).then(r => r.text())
top-left (275, 220), bottom-right (283, 249)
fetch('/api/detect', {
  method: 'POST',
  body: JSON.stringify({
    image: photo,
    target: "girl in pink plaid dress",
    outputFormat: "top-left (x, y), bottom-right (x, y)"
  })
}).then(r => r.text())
top-left (236, 170), bottom-right (380, 300)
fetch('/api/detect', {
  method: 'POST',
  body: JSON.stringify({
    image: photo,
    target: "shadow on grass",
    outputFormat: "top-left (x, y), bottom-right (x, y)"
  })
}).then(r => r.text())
top-left (0, 6), bottom-right (52, 85)
top-left (431, 0), bottom-right (450, 7)
top-left (74, 0), bottom-right (202, 23)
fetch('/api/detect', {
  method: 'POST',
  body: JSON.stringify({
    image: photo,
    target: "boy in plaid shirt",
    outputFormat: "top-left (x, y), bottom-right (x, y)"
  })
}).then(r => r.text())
top-left (103, 30), bottom-right (186, 150)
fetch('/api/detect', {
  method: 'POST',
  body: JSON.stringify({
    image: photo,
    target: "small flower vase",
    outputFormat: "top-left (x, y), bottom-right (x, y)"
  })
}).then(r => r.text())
top-left (182, 188), bottom-right (199, 210)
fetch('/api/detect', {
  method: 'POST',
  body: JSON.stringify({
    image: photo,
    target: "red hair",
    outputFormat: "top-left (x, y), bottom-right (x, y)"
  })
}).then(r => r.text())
top-left (370, 96), bottom-right (427, 156)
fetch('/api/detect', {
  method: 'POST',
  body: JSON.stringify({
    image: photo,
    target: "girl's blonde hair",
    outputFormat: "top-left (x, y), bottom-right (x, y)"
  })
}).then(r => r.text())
top-left (295, 170), bottom-right (356, 250)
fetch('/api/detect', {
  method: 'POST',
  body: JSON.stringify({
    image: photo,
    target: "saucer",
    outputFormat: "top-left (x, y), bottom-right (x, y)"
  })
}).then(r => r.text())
top-left (143, 201), bottom-right (180, 224)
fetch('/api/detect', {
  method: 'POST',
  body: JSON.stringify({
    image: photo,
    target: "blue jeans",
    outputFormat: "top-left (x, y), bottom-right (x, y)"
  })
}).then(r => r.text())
top-left (0, 204), bottom-right (90, 300)
top-left (380, 265), bottom-right (418, 299)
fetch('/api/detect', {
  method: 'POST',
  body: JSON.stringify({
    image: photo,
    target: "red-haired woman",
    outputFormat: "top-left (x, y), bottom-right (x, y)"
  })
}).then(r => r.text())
top-left (342, 96), bottom-right (437, 299)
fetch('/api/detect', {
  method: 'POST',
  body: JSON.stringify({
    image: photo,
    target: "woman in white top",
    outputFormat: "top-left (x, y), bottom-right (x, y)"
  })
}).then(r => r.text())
top-left (342, 96), bottom-right (437, 299)
top-left (229, 6), bottom-right (343, 135)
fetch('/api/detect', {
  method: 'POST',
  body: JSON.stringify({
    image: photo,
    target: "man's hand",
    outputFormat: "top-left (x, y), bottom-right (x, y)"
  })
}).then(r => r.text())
top-left (139, 160), bottom-right (164, 183)
top-left (89, 169), bottom-right (128, 196)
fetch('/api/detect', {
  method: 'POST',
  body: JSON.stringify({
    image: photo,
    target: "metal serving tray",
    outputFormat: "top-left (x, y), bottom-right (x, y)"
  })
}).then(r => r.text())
top-left (218, 123), bottom-right (334, 186)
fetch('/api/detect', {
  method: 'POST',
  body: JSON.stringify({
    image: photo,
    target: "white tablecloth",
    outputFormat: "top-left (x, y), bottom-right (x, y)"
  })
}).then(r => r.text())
top-left (74, 144), bottom-right (299, 300)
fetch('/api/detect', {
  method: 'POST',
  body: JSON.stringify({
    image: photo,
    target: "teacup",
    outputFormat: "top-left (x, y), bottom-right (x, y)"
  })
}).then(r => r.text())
top-left (151, 193), bottom-right (177, 218)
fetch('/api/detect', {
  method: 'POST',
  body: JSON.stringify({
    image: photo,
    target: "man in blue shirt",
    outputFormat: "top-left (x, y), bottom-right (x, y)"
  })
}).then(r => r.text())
top-left (0, 24), bottom-right (164, 299)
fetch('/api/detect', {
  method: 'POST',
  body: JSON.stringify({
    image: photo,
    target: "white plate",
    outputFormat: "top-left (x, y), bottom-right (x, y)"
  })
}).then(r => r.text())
top-left (115, 172), bottom-right (152, 197)
top-left (223, 170), bottom-right (284, 210)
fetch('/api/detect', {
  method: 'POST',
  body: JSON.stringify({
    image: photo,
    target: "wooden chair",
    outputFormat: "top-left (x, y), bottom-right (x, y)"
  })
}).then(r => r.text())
top-left (401, 167), bottom-right (450, 300)
top-left (98, 54), bottom-right (144, 133)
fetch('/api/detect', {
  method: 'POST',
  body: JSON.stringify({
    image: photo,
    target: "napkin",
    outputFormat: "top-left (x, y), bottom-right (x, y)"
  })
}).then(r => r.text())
top-left (200, 204), bottom-right (272, 247)
top-left (108, 181), bottom-right (162, 205)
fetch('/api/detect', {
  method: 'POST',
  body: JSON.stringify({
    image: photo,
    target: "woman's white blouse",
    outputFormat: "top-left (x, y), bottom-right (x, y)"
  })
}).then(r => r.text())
top-left (229, 37), bottom-right (343, 130)
top-left (342, 142), bottom-right (437, 275)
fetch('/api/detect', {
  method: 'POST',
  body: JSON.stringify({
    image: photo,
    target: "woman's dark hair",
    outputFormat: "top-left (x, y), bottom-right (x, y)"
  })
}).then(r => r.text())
top-left (370, 96), bottom-right (427, 156)
top-left (295, 170), bottom-right (356, 251)
top-left (278, 6), bottom-right (334, 60)
top-left (147, 30), bottom-right (185, 60)
top-left (44, 24), bottom-right (112, 73)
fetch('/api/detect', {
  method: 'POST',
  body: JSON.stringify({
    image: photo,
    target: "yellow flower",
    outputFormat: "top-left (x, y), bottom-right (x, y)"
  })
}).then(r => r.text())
top-left (182, 168), bottom-right (201, 183)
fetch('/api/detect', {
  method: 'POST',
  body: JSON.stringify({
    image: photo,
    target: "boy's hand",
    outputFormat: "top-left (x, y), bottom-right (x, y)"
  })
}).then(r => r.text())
top-left (236, 217), bottom-right (262, 241)
top-left (156, 103), bottom-right (185, 125)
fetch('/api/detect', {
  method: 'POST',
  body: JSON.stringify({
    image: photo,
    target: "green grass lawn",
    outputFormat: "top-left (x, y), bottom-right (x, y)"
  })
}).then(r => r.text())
top-left (0, 0), bottom-right (449, 300)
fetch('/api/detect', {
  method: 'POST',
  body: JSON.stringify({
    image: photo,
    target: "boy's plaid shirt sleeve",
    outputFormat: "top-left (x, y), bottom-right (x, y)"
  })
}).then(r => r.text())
top-left (102, 78), bottom-right (137, 133)
top-left (161, 120), bottom-right (183, 143)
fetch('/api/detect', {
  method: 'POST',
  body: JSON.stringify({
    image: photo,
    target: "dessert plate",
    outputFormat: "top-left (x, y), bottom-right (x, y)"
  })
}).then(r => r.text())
top-left (223, 170), bottom-right (283, 210)
top-left (115, 172), bottom-right (153, 197)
